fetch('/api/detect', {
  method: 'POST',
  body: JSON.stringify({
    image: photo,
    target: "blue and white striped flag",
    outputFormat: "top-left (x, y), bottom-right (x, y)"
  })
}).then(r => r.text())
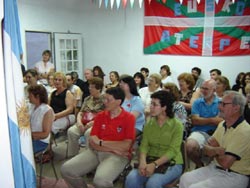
top-left (2, 0), bottom-right (36, 187)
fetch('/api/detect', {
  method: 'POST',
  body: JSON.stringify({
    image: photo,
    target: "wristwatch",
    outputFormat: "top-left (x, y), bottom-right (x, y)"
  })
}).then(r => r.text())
top-left (152, 161), bottom-right (158, 169)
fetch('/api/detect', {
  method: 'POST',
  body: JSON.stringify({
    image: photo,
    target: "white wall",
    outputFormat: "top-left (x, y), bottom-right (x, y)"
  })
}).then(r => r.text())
top-left (18, 0), bottom-right (250, 85)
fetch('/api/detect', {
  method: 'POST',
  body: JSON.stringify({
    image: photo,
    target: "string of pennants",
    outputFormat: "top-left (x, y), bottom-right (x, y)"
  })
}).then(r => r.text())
top-left (91, 0), bottom-right (240, 9)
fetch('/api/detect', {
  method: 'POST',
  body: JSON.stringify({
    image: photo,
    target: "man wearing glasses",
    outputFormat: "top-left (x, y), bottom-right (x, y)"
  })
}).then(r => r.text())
top-left (180, 91), bottom-right (250, 188)
top-left (61, 87), bottom-right (135, 188)
top-left (186, 79), bottom-right (223, 168)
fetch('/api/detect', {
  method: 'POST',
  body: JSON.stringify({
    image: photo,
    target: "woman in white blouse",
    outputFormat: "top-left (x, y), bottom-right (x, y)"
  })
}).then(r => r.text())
top-left (34, 50), bottom-right (55, 85)
top-left (28, 85), bottom-right (55, 153)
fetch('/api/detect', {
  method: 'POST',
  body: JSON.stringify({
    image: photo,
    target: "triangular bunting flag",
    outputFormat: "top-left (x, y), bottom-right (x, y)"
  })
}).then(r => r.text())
top-left (139, 0), bottom-right (143, 8)
top-left (116, 0), bottom-right (121, 9)
top-left (111, 0), bottom-right (115, 9)
top-left (99, 0), bottom-right (102, 8)
top-left (104, 0), bottom-right (108, 8)
top-left (130, 0), bottom-right (135, 8)
top-left (122, 0), bottom-right (127, 8)
top-left (179, 0), bottom-right (183, 4)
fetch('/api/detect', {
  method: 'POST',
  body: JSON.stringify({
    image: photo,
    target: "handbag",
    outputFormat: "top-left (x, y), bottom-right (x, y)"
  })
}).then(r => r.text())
top-left (81, 112), bottom-right (96, 125)
top-left (134, 156), bottom-right (175, 174)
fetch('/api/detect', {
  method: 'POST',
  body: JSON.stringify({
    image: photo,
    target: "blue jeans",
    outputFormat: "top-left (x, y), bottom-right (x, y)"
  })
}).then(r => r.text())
top-left (33, 140), bottom-right (48, 153)
top-left (125, 164), bottom-right (182, 188)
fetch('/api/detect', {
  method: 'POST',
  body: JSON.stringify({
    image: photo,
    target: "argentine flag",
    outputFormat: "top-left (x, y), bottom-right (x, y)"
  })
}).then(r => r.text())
top-left (0, 0), bottom-right (36, 187)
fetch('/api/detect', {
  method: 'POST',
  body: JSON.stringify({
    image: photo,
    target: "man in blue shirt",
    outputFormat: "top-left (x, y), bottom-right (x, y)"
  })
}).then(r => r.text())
top-left (186, 79), bottom-right (223, 168)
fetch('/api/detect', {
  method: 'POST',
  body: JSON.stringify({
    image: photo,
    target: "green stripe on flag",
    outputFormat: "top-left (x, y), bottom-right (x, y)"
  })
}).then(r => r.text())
top-left (215, 27), bottom-right (250, 38)
top-left (144, 27), bottom-right (203, 54)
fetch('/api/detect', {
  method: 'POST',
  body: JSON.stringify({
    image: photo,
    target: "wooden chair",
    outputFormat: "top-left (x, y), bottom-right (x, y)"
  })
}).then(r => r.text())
top-left (35, 135), bottom-right (58, 188)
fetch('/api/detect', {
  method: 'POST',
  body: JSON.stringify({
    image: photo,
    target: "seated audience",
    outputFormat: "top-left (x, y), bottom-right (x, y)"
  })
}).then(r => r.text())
top-left (120, 75), bottom-right (145, 136)
top-left (133, 72), bottom-right (147, 91)
top-left (71, 71), bottom-right (85, 93)
top-left (125, 90), bottom-right (183, 188)
top-left (28, 85), bottom-right (54, 153)
top-left (163, 83), bottom-right (188, 138)
top-left (61, 87), bottom-right (135, 188)
top-left (179, 91), bottom-right (250, 188)
top-left (67, 77), bottom-right (105, 157)
top-left (66, 73), bottom-right (83, 115)
top-left (191, 67), bottom-right (204, 91)
top-left (140, 67), bottom-right (150, 84)
top-left (187, 79), bottom-right (223, 168)
top-left (178, 73), bottom-right (195, 115)
top-left (139, 73), bottom-right (162, 118)
top-left (244, 84), bottom-right (250, 124)
top-left (209, 69), bottom-right (222, 80)
top-left (93, 65), bottom-right (105, 81)
top-left (81, 68), bottom-right (94, 102)
top-left (34, 50), bottom-right (55, 85)
top-left (242, 72), bottom-right (250, 95)
top-left (49, 72), bottom-right (75, 134)
top-left (105, 71), bottom-right (120, 89)
top-left (46, 72), bottom-right (56, 97)
top-left (215, 75), bottom-right (230, 99)
top-left (160, 65), bottom-right (174, 84)
top-left (232, 72), bottom-right (245, 93)
top-left (24, 69), bottom-right (42, 99)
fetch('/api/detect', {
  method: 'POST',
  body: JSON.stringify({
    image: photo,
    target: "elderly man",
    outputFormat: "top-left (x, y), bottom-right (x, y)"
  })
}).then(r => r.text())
top-left (180, 90), bottom-right (250, 188)
top-left (61, 87), bottom-right (136, 188)
top-left (186, 79), bottom-right (223, 168)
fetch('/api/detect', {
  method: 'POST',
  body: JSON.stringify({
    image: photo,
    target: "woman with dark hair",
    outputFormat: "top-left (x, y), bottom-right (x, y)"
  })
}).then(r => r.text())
top-left (242, 72), bottom-right (250, 95)
top-left (232, 72), bottom-right (245, 93)
top-left (133, 72), bottom-right (147, 91)
top-left (125, 90), bottom-right (183, 188)
top-left (119, 75), bottom-right (145, 135)
top-left (105, 71), bottom-right (120, 89)
top-left (28, 85), bottom-right (55, 153)
top-left (93, 65), bottom-right (105, 80)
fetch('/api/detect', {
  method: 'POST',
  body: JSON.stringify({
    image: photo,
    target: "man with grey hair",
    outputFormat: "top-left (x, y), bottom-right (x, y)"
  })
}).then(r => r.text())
top-left (186, 79), bottom-right (223, 168)
top-left (180, 90), bottom-right (250, 188)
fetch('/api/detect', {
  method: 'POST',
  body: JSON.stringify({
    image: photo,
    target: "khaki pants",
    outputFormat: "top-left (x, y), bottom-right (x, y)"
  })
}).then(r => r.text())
top-left (61, 148), bottom-right (129, 188)
top-left (179, 163), bottom-right (249, 188)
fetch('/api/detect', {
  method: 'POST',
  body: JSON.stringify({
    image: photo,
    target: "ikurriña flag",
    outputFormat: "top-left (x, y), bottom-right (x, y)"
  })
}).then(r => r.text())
top-left (144, 0), bottom-right (250, 56)
top-left (3, 0), bottom-right (36, 187)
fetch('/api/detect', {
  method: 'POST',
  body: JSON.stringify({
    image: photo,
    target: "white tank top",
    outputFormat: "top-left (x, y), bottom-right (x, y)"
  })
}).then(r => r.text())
top-left (30, 103), bottom-right (53, 143)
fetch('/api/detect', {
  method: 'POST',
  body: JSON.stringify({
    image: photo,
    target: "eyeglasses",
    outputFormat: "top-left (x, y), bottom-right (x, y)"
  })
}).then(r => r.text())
top-left (218, 101), bottom-right (233, 107)
top-left (150, 102), bottom-right (161, 107)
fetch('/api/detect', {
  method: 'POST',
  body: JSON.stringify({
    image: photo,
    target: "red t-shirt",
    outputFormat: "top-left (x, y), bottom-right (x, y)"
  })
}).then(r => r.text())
top-left (90, 108), bottom-right (136, 142)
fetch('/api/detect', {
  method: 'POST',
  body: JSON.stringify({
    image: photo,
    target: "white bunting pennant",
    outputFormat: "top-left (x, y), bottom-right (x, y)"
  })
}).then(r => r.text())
top-left (130, 0), bottom-right (135, 8)
top-left (111, 0), bottom-right (115, 9)
top-left (139, 0), bottom-right (143, 8)
top-left (116, 0), bottom-right (121, 9)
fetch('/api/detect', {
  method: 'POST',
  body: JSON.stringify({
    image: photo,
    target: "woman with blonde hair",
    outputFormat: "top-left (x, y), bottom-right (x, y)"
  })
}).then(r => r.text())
top-left (139, 73), bottom-right (162, 118)
top-left (49, 72), bottom-right (75, 134)
top-left (215, 75), bottom-right (230, 99)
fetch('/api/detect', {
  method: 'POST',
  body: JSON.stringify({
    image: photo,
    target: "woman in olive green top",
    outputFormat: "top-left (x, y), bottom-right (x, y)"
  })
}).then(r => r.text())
top-left (125, 90), bottom-right (183, 188)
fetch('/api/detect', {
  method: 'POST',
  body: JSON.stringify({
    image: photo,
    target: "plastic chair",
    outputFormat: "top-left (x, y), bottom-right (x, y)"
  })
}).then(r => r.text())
top-left (34, 136), bottom-right (58, 188)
